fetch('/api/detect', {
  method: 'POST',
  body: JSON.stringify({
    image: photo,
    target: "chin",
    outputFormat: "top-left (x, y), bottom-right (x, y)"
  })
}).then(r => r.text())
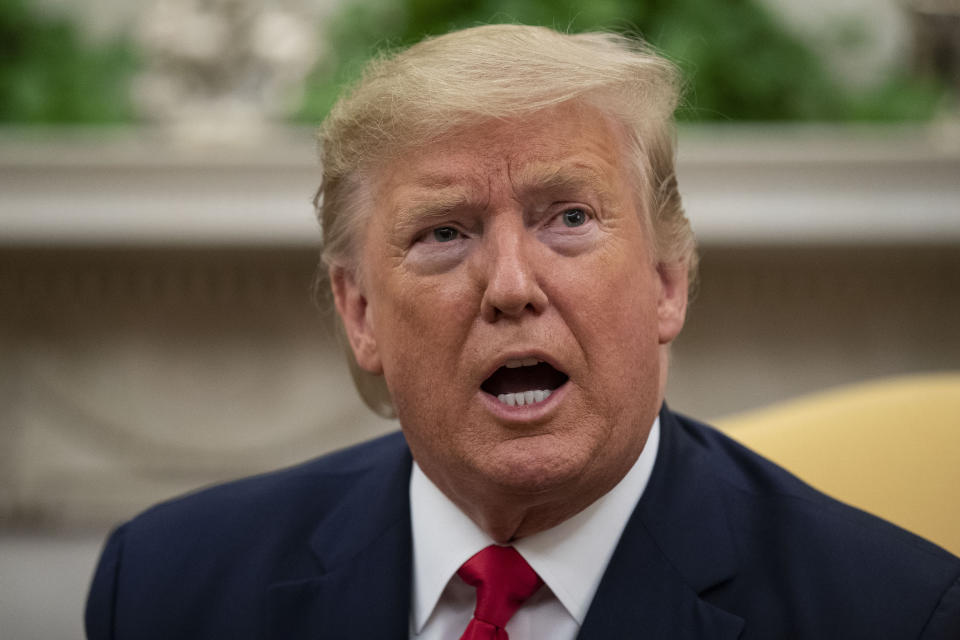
top-left (476, 434), bottom-right (592, 496)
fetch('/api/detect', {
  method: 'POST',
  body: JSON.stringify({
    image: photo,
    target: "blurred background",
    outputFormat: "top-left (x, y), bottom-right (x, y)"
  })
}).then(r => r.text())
top-left (1, 0), bottom-right (958, 637)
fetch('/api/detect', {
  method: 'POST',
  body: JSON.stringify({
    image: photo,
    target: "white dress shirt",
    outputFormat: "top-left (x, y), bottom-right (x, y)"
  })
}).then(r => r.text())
top-left (409, 417), bottom-right (660, 640)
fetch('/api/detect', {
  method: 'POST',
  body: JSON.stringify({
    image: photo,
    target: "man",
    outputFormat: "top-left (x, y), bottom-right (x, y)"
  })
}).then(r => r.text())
top-left (86, 25), bottom-right (960, 639)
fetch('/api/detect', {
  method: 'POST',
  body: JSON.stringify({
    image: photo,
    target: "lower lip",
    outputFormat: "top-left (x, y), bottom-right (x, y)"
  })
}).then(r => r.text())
top-left (478, 382), bottom-right (569, 423)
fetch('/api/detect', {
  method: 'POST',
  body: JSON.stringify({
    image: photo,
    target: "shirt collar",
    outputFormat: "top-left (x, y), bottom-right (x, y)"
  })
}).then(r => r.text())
top-left (410, 416), bottom-right (660, 632)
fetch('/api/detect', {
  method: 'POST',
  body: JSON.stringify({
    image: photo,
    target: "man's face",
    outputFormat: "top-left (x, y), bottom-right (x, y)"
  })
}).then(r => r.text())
top-left (333, 101), bottom-right (687, 521)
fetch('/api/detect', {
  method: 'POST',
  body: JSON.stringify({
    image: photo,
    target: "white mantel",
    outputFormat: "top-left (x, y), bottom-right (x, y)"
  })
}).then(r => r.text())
top-left (2, 123), bottom-right (958, 247)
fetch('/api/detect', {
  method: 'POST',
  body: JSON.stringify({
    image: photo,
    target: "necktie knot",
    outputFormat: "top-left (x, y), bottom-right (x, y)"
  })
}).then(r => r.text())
top-left (457, 545), bottom-right (543, 638)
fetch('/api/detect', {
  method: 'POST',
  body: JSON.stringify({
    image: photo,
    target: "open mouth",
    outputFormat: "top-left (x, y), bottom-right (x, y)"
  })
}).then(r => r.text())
top-left (480, 358), bottom-right (569, 407)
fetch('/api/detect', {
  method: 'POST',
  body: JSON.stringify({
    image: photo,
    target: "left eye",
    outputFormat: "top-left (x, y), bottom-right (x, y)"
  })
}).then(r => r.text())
top-left (560, 208), bottom-right (587, 227)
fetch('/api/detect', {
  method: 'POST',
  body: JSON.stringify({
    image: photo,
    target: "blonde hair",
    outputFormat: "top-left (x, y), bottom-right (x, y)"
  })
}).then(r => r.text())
top-left (315, 24), bottom-right (697, 417)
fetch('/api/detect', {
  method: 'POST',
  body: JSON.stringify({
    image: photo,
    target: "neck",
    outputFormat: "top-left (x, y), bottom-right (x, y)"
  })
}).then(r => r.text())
top-left (466, 495), bottom-right (601, 543)
top-left (438, 439), bottom-right (647, 543)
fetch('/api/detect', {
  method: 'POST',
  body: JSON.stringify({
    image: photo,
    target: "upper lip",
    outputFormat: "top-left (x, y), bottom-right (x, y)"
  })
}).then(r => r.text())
top-left (479, 349), bottom-right (568, 385)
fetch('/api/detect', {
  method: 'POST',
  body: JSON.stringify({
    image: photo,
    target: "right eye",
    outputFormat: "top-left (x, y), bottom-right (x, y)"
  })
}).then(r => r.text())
top-left (431, 226), bottom-right (460, 243)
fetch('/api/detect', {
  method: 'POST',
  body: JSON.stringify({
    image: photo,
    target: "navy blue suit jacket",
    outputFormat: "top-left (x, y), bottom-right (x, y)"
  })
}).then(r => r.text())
top-left (86, 408), bottom-right (960, 638)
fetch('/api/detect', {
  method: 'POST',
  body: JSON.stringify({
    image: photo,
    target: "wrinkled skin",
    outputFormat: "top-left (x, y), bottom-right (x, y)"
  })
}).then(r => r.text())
top-left (331, 101), bottom-right (687, 541)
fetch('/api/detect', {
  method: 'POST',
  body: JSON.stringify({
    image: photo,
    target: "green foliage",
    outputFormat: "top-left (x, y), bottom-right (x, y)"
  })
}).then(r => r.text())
top-left (0, 0), bottom-right (137, 123)
top-left (0, 0), bottom-right (943, 125)
top-left (844, 76), bottom-right (948, 121)
top-left (295, 0), bottom-right (946, 123)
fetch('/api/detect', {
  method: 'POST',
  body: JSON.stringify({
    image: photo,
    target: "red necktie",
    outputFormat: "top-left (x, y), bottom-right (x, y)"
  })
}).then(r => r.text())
top-left (457, 545), bottom-right (544, 640)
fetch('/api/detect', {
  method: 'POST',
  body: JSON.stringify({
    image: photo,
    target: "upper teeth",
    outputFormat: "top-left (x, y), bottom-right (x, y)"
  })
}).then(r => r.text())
top-left (497, 389), bottom-right (552, 407)
top-left (504, 357), bottom-right (540, 368)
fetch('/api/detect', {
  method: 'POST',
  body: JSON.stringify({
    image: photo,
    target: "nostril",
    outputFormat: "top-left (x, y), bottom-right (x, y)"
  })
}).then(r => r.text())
top-left (480, 276), bottom-right (548, 321)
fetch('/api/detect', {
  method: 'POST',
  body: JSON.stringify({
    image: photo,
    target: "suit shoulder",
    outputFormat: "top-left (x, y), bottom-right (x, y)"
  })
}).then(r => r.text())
top-left (125, 430), bottom-right (408, 541)
top-left (88, 431), bottom-right (410, 639)
top-left (674, 411), bottom-right (960, 572)
top-left (664, 411), bottom-right (960, 636)
top-left (680, 413), bottom-right (954, 547)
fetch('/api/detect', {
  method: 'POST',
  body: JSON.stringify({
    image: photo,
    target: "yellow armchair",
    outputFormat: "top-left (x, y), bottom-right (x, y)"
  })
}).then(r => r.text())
top-left (716, 373), bottom-right (960, 557)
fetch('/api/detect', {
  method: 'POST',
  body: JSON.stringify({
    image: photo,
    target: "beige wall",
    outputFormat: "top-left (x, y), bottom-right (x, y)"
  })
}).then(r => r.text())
top-left (3, 244), bottom-right (958, 530)
top-left (670, 246), bottom-right (960, 418)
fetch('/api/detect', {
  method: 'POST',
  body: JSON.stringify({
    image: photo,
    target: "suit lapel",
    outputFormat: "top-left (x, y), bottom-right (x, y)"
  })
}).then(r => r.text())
top-left (262, 435), bottom-right (414, 639)
top-left (259, 410), bottom-right (746, 639)
top-left (578, 408), bottom-right (745, 639)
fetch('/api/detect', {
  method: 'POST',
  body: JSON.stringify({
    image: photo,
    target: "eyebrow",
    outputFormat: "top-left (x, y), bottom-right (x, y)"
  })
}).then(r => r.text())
top-left (512, 162), bottom-right (614, 205)
top-left (389, 160), bottom-right (617, 232)
top-left (392, 184), bottom-right (479, 233)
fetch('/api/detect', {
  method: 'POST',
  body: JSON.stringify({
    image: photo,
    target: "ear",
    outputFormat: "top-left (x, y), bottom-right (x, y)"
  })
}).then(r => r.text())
top-left (656, 261), bottom-right (689, 345)
top-left (329, 266), bottom-right (383, 374)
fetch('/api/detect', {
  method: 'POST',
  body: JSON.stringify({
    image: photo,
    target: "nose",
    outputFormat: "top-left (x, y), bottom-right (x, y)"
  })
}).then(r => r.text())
top-left (478, 223), bottom-right (549, 322)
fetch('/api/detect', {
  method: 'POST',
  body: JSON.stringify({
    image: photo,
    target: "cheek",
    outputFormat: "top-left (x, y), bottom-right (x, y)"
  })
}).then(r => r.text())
top-left (372, 273), bottom-right (478, 389)
top-left (555, 248), bottom-right (660, 342)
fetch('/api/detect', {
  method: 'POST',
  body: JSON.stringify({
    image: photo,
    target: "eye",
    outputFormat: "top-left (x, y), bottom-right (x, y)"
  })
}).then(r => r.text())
top-left (431, 226), bottom-right (460, 242)
top-left (560, 208), bottom-right (587, 227)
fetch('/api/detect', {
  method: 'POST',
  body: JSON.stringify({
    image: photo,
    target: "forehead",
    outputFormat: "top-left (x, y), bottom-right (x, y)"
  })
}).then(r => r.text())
top-left (373, 102), bottom-right (632, 207)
